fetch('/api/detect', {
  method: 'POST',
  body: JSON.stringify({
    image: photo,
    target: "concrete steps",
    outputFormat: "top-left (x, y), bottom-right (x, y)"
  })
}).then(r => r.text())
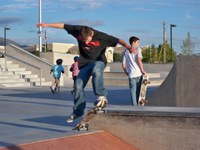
top-left (104, 72), bottom-right (165, 87)
top-left (0, 70), bottom-right (30, 87)
top-left (104, 77), bottom-right (163, 87)
top-left (0, 58), bottom-right (167, 88)
top-left (0, 58), bottom-right (51, 88)
top-left (104, 72), bottom-right (161, 78)
top-left (1, 82), bottom-right (31, 88)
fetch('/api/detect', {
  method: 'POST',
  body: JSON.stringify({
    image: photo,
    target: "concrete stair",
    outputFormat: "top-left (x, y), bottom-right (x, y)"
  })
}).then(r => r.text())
top-left (0, 58), bottom-right (51, 88)
top-left (0, 58), bottom-right (166, 88)
top-left (0, 71), bottom-right (31, 87)
top-left (104, 72), bottom-right (164, 87)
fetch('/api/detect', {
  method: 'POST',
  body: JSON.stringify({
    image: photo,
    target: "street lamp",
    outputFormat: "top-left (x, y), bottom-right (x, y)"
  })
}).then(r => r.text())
top-left (170, 24), bottom-right (176, 62)
top-left (38, 0), bottom-right (42, 52)
top-left (4, 27), bottom-right (10, 71)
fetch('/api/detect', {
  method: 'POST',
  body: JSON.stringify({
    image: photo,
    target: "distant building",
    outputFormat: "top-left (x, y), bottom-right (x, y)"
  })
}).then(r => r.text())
top-left (0, 46), bottom-right (4, 57)
top-left (39, 42), bottom-right (120, 62)
top-left (46, 43), bottom-right (75, 53)
top-left (114, 45), bottom-right (125, 54)
top-left (106, 47), bottom-right (114, 62)
top-left (0, 46), bottom-right (4, 50)
top-left (68, 45), bottom-right (79, 54)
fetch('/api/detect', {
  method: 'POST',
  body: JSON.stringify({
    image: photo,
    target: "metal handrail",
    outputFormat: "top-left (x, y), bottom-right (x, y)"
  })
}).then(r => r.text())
top-left (8, 44), bottom-right (52, 66)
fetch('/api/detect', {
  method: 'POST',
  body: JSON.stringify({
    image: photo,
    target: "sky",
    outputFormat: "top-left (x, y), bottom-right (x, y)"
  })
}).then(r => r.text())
top-left (0, 0), bottom-right (200, 54)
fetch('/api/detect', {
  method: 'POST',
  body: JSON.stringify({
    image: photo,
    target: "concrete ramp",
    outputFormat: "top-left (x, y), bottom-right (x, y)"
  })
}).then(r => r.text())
top-left (147, 55), bottom-right (200, 107)
top-left (0, 131), bottom-right (136, 150)
top-left (90, 107), bottom-right (200, 150)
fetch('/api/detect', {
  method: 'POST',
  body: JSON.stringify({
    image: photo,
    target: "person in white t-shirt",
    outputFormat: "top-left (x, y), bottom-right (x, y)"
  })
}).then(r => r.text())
top-left (122, 36), bottom-right (146, 106)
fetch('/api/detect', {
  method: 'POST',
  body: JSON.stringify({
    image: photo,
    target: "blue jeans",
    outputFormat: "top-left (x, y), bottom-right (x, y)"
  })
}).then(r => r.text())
top-left (73, 61), bottom-right (106, 116)
top-left (129, 76), bottom-right (143, 106)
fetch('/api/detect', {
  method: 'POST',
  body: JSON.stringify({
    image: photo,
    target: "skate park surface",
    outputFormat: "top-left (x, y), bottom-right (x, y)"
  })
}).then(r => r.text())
top-left (0, 55), bottom-right (200, 150)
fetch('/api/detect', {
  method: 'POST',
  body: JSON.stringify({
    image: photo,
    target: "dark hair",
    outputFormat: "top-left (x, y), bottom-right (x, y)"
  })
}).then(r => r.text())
top-left (56, 59), bottom-right (63, 65)
top-left (81, 26), bottom-right (93, 41)
top-left (129, 36), bottom-right (140, 45)
top-left (74, 56), bottom-right (79, 61)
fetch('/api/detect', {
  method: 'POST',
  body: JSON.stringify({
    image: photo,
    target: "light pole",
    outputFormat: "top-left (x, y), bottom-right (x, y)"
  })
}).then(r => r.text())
top-left (162, 21), bottom-right (166, 63)
top-left (170, 24), bottom-right (176, 62)
top-left (4, 27), bottom-right (10, 71)
top-left (38, 0), bottom-right (42, 52)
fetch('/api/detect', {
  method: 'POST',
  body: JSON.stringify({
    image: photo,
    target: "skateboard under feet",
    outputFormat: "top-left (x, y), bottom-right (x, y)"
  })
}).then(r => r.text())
top-left (72, 99), bottom-right (107, 131)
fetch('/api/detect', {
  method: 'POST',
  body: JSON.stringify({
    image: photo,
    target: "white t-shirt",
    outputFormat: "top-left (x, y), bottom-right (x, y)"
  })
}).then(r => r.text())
top-left (122, 47), bottom-right (142, 78)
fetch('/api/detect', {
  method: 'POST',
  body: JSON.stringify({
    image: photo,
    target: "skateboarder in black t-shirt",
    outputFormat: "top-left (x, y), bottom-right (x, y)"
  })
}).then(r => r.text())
top-left (37, 23), bottom-right (137, 123)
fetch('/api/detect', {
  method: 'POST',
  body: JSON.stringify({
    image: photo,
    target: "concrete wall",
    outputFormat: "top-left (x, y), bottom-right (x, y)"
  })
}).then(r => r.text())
top-left (40, 52), bottom-right (78, 65)
top-left (148, 55), bottom-right (200, 107)
top-left (40, 52), bottom-right (79, 79)
top-left (0, 46), bottom-right (4, 51)
top-left (107, 62), bottom-right (173, 73)
top-left (45, 42), bottom-right (114, 63)
top-left (47, 43), bottom-right (75, 53)
top-left (90, 107), bottom-right (200, 150)
top-left (176, 55), bottom-right (200, 107)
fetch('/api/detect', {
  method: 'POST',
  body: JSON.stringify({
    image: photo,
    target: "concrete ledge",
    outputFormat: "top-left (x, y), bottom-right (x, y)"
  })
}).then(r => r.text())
top-left (90, 106), bottom-right (200, 150)
top-left (104, 106), bottom-right (200, 118)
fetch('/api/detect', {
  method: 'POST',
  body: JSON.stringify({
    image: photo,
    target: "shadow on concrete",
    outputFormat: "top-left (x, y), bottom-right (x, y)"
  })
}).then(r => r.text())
top-left (0, 98), bottom-right (73, 109)
top-left (0, 88), bottom-right (131, 105)
top-left (23, 116), bottom-right (81, 127)
top-left (0, 91), bottom-right (70, 101)
top-left (0, 142), bottom-right (23, 150)
top-left (0, 121), bottom-right (68, 133)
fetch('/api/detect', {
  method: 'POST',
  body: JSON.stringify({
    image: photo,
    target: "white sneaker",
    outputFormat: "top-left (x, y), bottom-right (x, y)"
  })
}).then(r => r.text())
top-left (95, 96), bottom-right (108, 110)
top-left (66, 113), bottom-right (81, 123)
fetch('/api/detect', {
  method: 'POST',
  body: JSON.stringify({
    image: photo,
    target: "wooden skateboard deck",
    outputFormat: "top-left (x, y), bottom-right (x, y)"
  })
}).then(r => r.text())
top-left (72, 100), bottom-right (107, 131)
top-left (72, 108), bottom-right (98, 131)
top-left (138, 74), bottom-right (150, 106)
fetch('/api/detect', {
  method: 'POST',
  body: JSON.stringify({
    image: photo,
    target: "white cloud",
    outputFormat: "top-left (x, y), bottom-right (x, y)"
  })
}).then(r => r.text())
top-left (185, 13), bottom-right (193, 19)
top-left (0, 1), bottom-right (36, 12)
top-left (0, 17), bottom-right (22, 26)
top-left (55, 0), bottom-right (104, 10)
top-left (131, 7), bottom-right (155, 12)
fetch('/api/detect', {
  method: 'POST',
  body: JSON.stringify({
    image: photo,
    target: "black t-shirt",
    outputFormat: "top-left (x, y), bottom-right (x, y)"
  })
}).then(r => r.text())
top-left (64, 24), bottom-right (119, 69)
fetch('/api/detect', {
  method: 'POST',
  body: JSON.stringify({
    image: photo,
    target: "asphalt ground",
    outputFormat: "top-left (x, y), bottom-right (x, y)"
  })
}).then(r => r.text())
top-left (0, 85), bottom-right (156, 148)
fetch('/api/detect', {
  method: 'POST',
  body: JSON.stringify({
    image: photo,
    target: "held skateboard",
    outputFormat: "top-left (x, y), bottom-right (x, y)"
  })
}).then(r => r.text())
top-left (138, 74), bottom-right (150, 106)
top-left (72, 99), bottom-right (107, 131)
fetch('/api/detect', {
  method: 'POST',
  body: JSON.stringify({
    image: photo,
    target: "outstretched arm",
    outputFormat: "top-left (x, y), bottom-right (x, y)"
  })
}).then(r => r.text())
top-left (37, 23), bottom-right (65, 29)
top-left (118, 39), bottom-right (137, 54)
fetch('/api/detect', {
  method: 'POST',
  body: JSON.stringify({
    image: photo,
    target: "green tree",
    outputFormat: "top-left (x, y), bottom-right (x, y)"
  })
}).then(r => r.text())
top-left (158, 42), bottom-right (176, 63)
top-left (142, 47), bottom-right (150, 62)
top-left (113, 52), bottom-right (121, 62)
top-left (157, 44), bottom-right (164, 63)
top-left (181, 32), bottom-right (195, 55)
top-left (150, 44), bottom-right (158, 63)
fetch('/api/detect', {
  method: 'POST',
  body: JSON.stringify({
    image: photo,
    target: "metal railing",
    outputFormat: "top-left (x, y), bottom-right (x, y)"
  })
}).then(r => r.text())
top-left (6, 43), bottom-right (54, 86)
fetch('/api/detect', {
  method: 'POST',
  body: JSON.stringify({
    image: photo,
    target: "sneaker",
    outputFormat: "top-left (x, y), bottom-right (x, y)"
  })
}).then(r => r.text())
top-left (95, 96), bottom-right (108, 110)
top-left (66, 113), bottom-right (81, 123)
